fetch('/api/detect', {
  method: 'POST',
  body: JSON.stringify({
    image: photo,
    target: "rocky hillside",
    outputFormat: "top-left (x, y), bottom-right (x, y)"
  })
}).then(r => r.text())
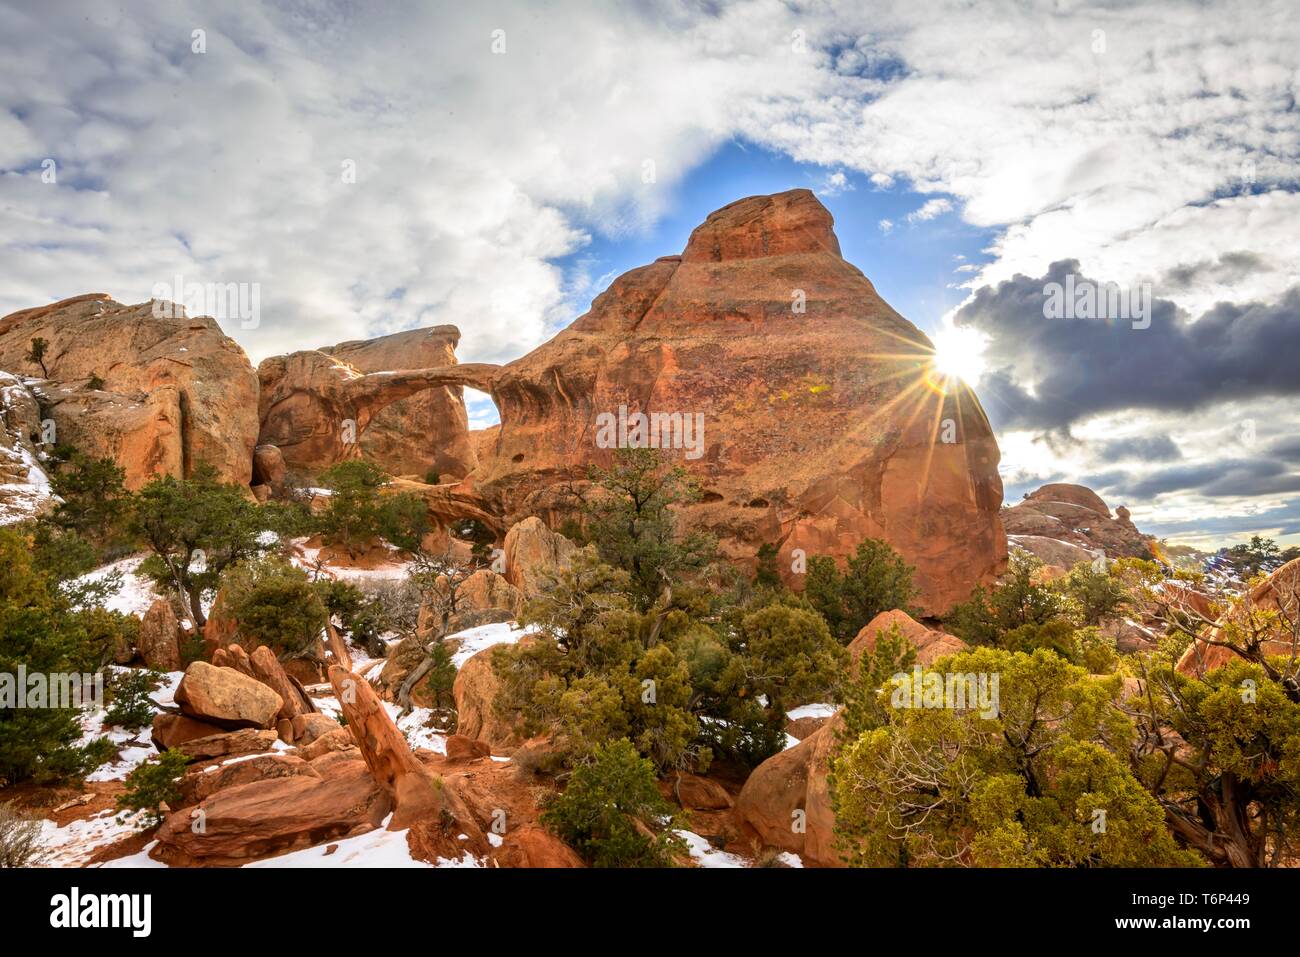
top-left (0, 191), bottom-right (1008, 615)
top-left (1004, 482), bottom-right (1157, 569)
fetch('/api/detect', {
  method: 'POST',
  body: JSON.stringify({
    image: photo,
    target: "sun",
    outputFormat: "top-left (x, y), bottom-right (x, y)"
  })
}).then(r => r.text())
top-left (929, 324), bottom-right (989, 388)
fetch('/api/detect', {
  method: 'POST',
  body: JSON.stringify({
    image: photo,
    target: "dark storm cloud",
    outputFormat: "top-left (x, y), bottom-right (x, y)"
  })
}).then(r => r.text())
top-left (1162, 251), bottom-right (1270, 290)
top-left (1095, 434), bottom-right (1183, 462)
top-left (956, 260), bottom-right (1300, 431)
top-left (1099, 457), bottom-right (1300, 500)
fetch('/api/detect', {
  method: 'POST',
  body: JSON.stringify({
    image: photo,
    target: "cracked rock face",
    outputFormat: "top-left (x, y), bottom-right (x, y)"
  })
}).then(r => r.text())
top-left (466, 189), bottom-right (1006, 614)
top-left (0, 294), bottom-right (259, 488)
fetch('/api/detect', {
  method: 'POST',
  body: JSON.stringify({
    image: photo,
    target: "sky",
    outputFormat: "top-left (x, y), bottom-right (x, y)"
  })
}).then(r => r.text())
top-left (1, 0), bottom-right (1298, 549)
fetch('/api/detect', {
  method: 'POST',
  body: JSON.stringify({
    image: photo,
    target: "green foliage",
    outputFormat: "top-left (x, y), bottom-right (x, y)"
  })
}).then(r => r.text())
top-left (1061, 561), bottom-right (1130, 625)
top-left (540, 739), bottom-right (685, 867)
top-left (1224, 534), bottom-right (1282, 576)
top-left (1130, 657), bottom-right (1300, 866)
top-left (804, 539), bottom-right (919, 643)
top-left (106, 668), bottom-right (162, 731)
top-left (733, 603), bottom-right (847, 715)
top-left (838, 623), bottom-right (917, 740)
top-left (753, 542), bottom-right (782, 589)
top-left (423, 470), bottom-right (440, 485)
top-left (944, 552), bottom-right (1069, 647)
top-left (27, 523), bottom-right (98, 583)
top-left (49, 454), bottom-right (131, 554)
top-left (316, 459), bottom-right (430, 553)
top-left (0, 527), bottom-right (123, 786)
top-left (220, 555), bottom-right (326, 656)
top-left (86, 373), bottom-right (106, 391)
top-left (24, 336), bottom-right (48, 376)
top-left (829, 646), bottom-right (1203, 867)
top-left (423, 639), bottom-right (457, 713)
top-left (131, 464), bottom-right (275, 626)
top-left (583, 448), bottom-right (717, 610)
top-left (117, 749), bottom-right (189, 828)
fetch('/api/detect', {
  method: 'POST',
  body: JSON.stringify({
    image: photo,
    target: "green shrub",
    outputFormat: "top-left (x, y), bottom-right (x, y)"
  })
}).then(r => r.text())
top-left (106, 669), bottom-right (162, 730)
top-left (541, 739), bottom-right (684, 867)
top-left (316, 459), bottom-right (430, 554)
top-left (220, 555), bottom-right (326, 656)
top-left (804, 539), bottom-right (918, 643)
top-left (118, 749), bottom-right (189, 828)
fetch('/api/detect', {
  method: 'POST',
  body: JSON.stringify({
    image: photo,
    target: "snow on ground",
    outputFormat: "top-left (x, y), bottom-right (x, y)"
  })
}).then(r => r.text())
top-left (243, 814), bottom-right (483, 868)
top-left (675, 830), bottom-right (750, 868)
top-left (79, 669), bottom-right (183, 782)
top-left (291, 539), bottom-right (414, 582)
top-left (786, 702), bottom-right (837, 721)
top-left (39, 809), bottom-right (153, 867)
top-left (70, 555), bottom-right (162, 617)
top-left (449, 621), bottom-right (538, 669)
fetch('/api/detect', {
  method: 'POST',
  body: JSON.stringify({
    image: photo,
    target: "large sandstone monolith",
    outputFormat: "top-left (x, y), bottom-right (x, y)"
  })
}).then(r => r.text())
top-left (0, 294), bottom-right (259, 488)
top-left (443, 190), bottom-right (1007, 614)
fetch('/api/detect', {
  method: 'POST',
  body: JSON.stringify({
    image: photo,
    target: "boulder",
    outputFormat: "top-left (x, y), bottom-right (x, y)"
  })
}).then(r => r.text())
top-left (296, 726), bottom-right (356, 761)
top-left (176, 728), bottom-right (280, 761)
top-left (848, 610), bottom-right (967, 667)
top-left (173, 661), bottom-right (282, 729)
top-left (670, 773), bottom-right (733, 810)
top-left (175, 753), bottom-right (318, 809)
top-left (153, 755), bottom-right (388, 866)
top-left (1009, 534), bottom-right (1098, 570)
top-left (453, 645), bottom-right (522, 751)
top-left (137, 599), bottom-right (183, 672)
top-left (251, 444), bottom-right (286, 488)
top-left (289, 713), bottom-right (342, 747)
top-left (491, 825), bottom-right (584, 868)
top-left (502, 517), bottom-right (576, 597)
top-left (151, 713), bottom-right (226, 751)
top-left (734, 714), bottom-right (843, 867)
top-left (248, 645), bottom-right (315, 721)
top-left (0, 295), bottom-right (259, 487)
top-left (457, 568), bottom-right (524, 616)
top-left (445, 734), bottom-right (492, 763)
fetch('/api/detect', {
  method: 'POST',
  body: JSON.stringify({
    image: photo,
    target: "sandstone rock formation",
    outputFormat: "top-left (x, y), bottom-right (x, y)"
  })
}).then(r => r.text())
top-left (734, 713), bottom-right (843, 867)
top-left (421, 190), bottom-right (1006, 614)
top-left (456, 568), bottom-right (524, 616)
top-left (0, 295), bottom-right (259, 487)
top-left (453, 645), bottom-right (522, 751)
top-left (501, 516), bottom-right (576, 597)
top-left (256, 348), bottom-right (492, 479)
top-left (154, 750), bottom-right (388, 866)
top-left (1004, 483), bottom-right (1156, 563)
top-left (0, 372), bottom-right (53, 524)
top-left (137, 598), bottom-right (183, 672)
top-left (320, 326), bottom-right (476, 480)
top-left (328, 664), bottom-right (443, 828)
top-left (848, 609), bottom-right (967, 666)
top-left (173, 661), bottom-right (282, 730)
top-left (1177, 557), bottom-right (1300, 676)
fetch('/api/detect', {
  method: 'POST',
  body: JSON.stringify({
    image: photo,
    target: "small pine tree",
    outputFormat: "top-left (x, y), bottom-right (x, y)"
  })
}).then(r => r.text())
top-left (24, 337), bottom-right (49, 377)
top-left (118, 749), bottom-right (189, 828)
top-left (541, 739), bottom-right (685, 867)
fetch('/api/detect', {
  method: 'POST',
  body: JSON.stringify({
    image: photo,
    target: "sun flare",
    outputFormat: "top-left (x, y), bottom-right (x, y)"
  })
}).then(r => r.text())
top-left (930, 324), bottom-right (989, 387)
